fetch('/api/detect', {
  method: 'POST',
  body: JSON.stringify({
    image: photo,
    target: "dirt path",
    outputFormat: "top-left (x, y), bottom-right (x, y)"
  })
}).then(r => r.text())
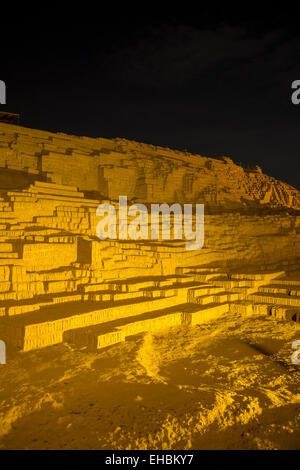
top-left (0, 311), bottom-right (299, 449)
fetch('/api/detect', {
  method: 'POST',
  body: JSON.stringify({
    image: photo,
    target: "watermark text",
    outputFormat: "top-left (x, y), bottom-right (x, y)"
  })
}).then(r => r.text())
top-left (0, 340), bottom-right (6, 364)
top-left (291, 340), bottom-right (300, 365)
top-left (0, 80), bottom-right (6, 105)
top-left (96, 196), bottom-right (204, 251)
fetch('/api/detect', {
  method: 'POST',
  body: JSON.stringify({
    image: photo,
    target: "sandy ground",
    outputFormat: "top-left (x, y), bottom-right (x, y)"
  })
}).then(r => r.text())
top-left (0, 311), bottom-right (299, 450)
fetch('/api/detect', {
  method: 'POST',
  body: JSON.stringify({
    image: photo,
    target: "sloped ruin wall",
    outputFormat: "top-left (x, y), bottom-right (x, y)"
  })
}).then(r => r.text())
top-left (0, 122), bottom-right (299, 211)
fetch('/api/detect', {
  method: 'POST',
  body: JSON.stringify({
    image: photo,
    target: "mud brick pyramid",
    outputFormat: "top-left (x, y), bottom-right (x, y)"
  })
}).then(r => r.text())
top-left (0, 121), bottom-right (299, 353)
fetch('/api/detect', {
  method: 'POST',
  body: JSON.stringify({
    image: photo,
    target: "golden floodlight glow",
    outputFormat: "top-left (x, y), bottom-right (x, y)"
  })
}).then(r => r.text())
top-left (0, 122), bottom-right (299, 450)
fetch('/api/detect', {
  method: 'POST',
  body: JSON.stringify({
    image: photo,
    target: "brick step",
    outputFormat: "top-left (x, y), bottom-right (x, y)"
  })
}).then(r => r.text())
top-left (142, 286), bottom-right (179, 299)
top-left (82, 275), bottom-right (187, 295)
top-left (231, 271), bottom-right (285, 281)
top-left (27, 192), bottom-right (99, 206)
top-left (0, 296), bottom-right (56, 316)
top-left (168, 281), bottom-right (208, 298)
top-left (3, 295), bottom-right (187, 351)
top-left (187, 285), bottom-right (224, 301)
top-left (0, 290), bottom-right (87, 315)
top-left (56, 206), bottom-right (89, 214)
top-left (213, 291), bottom-right (240, 303)
top-left (47, 215), bottom-right (89, 222)
top-left (157, 278), bottom-right (178, 288)
top-left (229, 286), bottom-right (257, 299)
top-left (64, 302), bottom-right (229, 351)
top-left (0, 232), bottom-right (18, 240)
top-left (0, 243), bottom-right (14, 253)
top-left (194, 272), bottom-right (224, 282)
top-left (0, 214), bottom-right (17, 221)
top-left (229, 301), bottom-right (255, 315)
top-left (89, 280), bottom-right (203, 302)
top-left (9, 195), bottom-right (35, 202)
top-left (32, 267), bottom-right (88, 283)
top-left (0, 201), bottom-right (12, 208)
top-left (228, 301), bottom-right (275, 315)
top-left (65, 310), bottom-right (182, 350)
top-left (191, 289), bottom-right (240, 305)
top-left (0, 252), bottom-right (19, 259)
top-left (24, 235), bottom-right (75, 243)
top-left (51, 293), bottom-right (83, 304)
top-left (107, 247), bottom-right (142, 256)
top-left (176, 266), bottom-right (222, 275)
top-left (48, 236), bottom-right (75, 243)
top-left (192, 293), bottom-right (216, 305)
top-left (248, 292), bottom-right (300, 307)
top-left (236, 300), bottom-right (300, 322)
top-left (24, 228), bottom-right (65, 235)
top-left (258, 284), bottom-right (300, 296)
top-left (172, 275), bottom-right (196, 284)
top-left (269, 279), bottom-right (300, 287)
top-left (33, 217), bottom-right (89, 229)
top-left (181, 302), bottom-right (229, 326)
top-left (24, 185), bottom-right (85, 198)
top-left (109, 275), bottom-right (197, 289)
top-left (133, 243), bottom-right (185, 254)
top-left (267, 305), bottom-right (300, 322)
top-left (0, 259), bottom-right (23, 266)
top-left (30, 181), bottom-right (80, 193)
top-left (103, 257), bottom-right (155, 270)
top-left (88, 290), bottom-right (143, 302)
top-left (0, 291), bottom-right (86, 316)
top-left (8, 222), bottom-right (34, 229)
top-left (211, 278), bottom-right (263, 289)
top-left (207, 276), bottom-right (255, 288)
top-left (100, 246), bottom-right (124, 256)
top-left (93, 267), bottom-right (159, 281)
top-left (82, 282), bottom-right (113, 293)
top-left (109, 278), bottom-right (157, 292)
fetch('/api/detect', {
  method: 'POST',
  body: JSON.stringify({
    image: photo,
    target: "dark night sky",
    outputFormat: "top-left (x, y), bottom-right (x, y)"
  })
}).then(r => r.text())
top-left (2, 9), bottom-right (300, 189)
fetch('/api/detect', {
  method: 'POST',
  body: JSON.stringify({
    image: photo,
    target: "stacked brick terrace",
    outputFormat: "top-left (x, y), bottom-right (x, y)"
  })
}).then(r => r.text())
top-left (0, 123), bottom-right (299, 353)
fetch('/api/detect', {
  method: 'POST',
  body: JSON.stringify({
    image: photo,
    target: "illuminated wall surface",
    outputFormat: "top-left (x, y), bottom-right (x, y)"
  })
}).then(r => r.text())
top-left (0, 121), bottom-right (299, 450)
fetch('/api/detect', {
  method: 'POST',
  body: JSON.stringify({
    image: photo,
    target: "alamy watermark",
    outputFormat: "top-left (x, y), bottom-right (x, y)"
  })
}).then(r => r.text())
top-left (0, 80), bottom-right (6, 105)
top-left (0, 340), bottom-right (6, 364)
top-left (291, 80), bottom-right (300, 105)
top-left (96, 196), bottom-right (204, 250)
top-left (291, 340), bottom-right (300, 365)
